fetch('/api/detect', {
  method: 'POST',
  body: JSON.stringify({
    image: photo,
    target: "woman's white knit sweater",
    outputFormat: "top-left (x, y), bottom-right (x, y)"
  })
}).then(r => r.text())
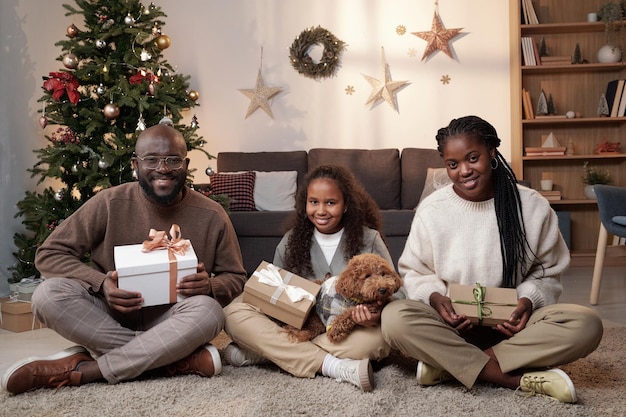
top-left (399, 184), bottom-right (569, 310)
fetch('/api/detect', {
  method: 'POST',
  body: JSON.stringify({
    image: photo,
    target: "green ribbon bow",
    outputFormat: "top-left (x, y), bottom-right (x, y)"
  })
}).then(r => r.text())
top-left (451, 283), bottom-right (517, 325)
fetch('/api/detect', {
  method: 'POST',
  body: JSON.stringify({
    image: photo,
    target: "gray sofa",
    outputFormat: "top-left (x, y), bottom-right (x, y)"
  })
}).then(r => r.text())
top-left (203, 148), bottom-right (445, 275)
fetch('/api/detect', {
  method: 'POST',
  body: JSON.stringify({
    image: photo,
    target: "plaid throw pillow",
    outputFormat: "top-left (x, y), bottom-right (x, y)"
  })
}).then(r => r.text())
top-left (210, 171), bottom-right (256, 211)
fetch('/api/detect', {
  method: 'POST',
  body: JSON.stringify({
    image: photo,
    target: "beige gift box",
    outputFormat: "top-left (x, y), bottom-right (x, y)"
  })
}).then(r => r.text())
top-left (243, 261), bottom-right (321, 329)
top-left (449, 283), bottom-right (518, 326)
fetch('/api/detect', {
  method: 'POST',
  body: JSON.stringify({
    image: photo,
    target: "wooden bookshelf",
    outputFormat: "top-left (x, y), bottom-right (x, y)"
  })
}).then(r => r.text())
top-left (511, 0), bottom-right (626, 251)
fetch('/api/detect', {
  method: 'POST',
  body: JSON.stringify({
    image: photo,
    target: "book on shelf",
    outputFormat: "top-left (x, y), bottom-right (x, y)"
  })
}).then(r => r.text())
top-left (605, 79), bottom-right (626, 117)
top-left (540, 56), bottom-right (572, 65)
top-left (535, 114), bottom-right (567, 119)
top-left (521, 0), bottom-right (539, 24)
top-left (539, 190), bottom-right (562, 201)
top-left (521, 37), bottom-right (537, 66)
top-left (525, 146), bottom-right (566, 156)
top-left (522, 88), bottom-right (534, 120)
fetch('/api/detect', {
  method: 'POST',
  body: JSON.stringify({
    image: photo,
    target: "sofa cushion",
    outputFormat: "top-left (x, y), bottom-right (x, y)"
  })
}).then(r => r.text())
top-left (308, 148), bottom-right (401, 210)
top-left (254, 171), bottom-right (297, 211)
top-left (418, 167), bottom-right (452, 206)
top-left (401, 148), bottom-right (445, 209)
top-left (210, 171), bottom-right (256, 211)
top-left (217, 151), bottom-right (308, 188)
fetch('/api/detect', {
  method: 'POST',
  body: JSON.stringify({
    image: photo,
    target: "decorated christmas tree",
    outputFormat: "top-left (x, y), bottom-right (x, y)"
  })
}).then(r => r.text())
top-left (10, 0), bottom-right (211, 282)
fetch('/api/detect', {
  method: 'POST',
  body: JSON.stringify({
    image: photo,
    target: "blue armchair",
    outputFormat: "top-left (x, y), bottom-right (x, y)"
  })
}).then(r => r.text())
top-left (590, 185), bottom-right (626, 305)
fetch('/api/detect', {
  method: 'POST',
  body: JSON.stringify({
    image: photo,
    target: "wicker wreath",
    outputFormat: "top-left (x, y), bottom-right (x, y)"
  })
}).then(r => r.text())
top-left (289, 26), bottom-right (346, 80)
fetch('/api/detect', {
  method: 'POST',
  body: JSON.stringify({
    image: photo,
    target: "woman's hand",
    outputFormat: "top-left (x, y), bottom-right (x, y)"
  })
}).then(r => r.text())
top-left (102, 271), bottom-right (143, 313)
top-left (495, 297), bottom-right (532, 337)
top-left (430, 292), bottom-right (473, 332)
top-left (176, 262), bottom-right (211, 297)
top-left (351, 303), bottom-right (382, 327)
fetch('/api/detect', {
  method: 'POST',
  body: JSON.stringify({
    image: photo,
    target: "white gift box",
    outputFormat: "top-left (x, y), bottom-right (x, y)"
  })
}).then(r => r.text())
top-left (114, 243), bottom-right (197, 307)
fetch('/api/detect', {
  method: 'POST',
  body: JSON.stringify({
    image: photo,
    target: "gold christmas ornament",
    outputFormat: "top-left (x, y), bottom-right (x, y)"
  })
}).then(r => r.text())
top-left (103, 102), bottom-right (120, 119)
top-left (156, 34), bottom-right (171, 50)
top-left (66, 24), bottom-right (79, 38)
top-left (188, 90), bottom-right (200, 101)
top-left (62, 53), bottom-right (79, 69)
top-left (362, 47), bottom-right (409, 112)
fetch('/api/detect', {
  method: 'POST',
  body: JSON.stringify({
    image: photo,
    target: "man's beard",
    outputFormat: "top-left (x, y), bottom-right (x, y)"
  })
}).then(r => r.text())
top-left (138, 175), bottom-right (186, 205)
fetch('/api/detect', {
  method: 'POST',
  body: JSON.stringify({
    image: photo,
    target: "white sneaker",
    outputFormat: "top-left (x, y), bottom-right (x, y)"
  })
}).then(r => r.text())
top-left (335, 358), bottom-right (374, 392)
top-left (222, 343), bottom-right (267, 367)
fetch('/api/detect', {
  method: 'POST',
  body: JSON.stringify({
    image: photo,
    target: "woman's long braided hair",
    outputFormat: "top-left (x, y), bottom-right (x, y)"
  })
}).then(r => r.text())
top-left (435, 116), bottom-right (540, 288)
top-left (282, 164), bottom-right (382, 277)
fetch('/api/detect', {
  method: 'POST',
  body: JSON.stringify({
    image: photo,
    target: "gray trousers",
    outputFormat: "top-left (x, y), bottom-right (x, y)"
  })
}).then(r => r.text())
top-left (32, 278), bottom-right (224, 384)
top-left (381, 300), bottom-right (603, 388)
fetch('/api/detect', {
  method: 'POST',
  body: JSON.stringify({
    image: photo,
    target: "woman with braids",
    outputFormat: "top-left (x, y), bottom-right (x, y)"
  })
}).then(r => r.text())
top-left (223, 165), bottom-right (396, 392)
top-left (381, 116), bottom-right (602, 403)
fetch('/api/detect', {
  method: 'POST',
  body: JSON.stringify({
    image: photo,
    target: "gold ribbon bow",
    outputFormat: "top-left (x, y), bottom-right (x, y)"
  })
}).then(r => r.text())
top-left (141, 224), bottom-right (191, 303)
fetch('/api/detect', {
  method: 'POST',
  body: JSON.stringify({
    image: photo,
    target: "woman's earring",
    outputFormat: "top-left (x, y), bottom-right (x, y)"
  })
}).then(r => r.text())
top-left (491, 158), bottom-right (499, 170)
top-left (132, 169), bottom-right (138, 180)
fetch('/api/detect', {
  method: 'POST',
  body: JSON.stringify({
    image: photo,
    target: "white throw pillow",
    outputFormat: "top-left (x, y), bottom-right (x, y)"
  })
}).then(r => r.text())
top-left (417, 167), bottom-right (452, 206)
top-left (253, 171), bottom-right (297, 211)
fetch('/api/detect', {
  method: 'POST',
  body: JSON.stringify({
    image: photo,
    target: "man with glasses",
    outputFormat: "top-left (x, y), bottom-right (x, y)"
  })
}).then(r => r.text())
top-left (2, 124), bottom-right (247, 395)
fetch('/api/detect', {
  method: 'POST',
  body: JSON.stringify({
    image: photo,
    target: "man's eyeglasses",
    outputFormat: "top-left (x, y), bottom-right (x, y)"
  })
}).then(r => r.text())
top-left (134, 155), bottom-right (185, 170)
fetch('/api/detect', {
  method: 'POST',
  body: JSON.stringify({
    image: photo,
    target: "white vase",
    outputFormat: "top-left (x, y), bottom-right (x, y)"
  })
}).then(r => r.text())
top-left (597, 44), bottom-right (622, 63)
top-left (584, 184), bottom-right (597, 199)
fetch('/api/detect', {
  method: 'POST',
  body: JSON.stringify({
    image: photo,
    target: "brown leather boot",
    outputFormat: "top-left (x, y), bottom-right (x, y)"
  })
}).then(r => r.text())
top-left (166, 344), bottom-right (222, 377)
top-left (1, 346), bottom-right (94, 395)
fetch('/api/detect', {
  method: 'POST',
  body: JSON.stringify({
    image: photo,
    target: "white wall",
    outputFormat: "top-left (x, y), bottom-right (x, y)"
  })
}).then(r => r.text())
top-left (0, 0), bottom-right (511, 295)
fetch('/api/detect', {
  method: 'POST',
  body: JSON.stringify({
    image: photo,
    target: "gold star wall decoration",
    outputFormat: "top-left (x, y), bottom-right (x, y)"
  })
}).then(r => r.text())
top-left (239, 68), bottom-right (282, 119)
top-left (441, 74), bottom-right (451, 84)
top-left (412, 2), bottom-right (463, 61)
top-left (362, 47), bottom-right (409, 112)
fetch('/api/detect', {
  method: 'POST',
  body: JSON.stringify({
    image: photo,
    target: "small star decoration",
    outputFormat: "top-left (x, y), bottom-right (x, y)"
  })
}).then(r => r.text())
top-left (407, 48), bottom-right (417, 58)
top-left (239, 68), bottom-right (282, 119)
top-left (396, 25), bottom-right (407, 36)
top-left (440, 74), bottom-right (451, 84)
top-left (345, 85), bottom-right (355, 95)
top-left (412, 2), bottom-right (463, 61)
top-left (362, 47), bottom-right (409, 112)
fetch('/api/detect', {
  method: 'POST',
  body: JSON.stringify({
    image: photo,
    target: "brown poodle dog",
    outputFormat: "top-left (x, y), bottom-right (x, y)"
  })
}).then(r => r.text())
top-left (284, 253), bottom-right (403, 343)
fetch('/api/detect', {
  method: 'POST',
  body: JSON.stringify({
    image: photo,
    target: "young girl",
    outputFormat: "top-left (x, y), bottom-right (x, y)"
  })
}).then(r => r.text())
top-left (381, 115), bottom-right (602, 402)
top-left (223, 165), bottom-right (395, 391)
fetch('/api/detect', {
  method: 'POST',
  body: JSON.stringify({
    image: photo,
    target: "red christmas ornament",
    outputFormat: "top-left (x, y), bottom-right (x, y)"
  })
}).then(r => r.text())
top-left (39, 115), bottom-right (48, 129)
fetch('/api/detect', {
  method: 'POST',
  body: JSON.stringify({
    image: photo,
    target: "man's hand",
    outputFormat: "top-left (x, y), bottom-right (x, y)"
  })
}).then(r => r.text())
top-left (102, 271), bottom-right (143, 313)
top-left (430, 292), bottom-right (473, 332)
top-left (495, 297), bottom-right (532, 337)
top-left (176, 262), bottom-right (211, 297)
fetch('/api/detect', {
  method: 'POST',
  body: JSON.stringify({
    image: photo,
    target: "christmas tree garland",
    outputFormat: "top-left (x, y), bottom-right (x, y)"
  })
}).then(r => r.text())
top-left (289, 26), bottom-right (345, 80)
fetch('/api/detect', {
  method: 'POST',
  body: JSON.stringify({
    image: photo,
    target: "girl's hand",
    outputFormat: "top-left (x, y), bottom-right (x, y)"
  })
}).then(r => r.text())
top-left (351, 304), bottom-right (381, 327)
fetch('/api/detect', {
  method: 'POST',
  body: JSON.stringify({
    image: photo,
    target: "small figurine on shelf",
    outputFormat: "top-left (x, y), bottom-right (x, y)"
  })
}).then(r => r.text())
top-left (572, 43), bottom-right (583, 64)
top-left (598, 94), bottom-right (610, 117)
top-left (536, 89), bottom-right (548, 115)
top-left (594, 140), bottom-right (621, 154)
top-left (566, 137), bottom-right (575, 155)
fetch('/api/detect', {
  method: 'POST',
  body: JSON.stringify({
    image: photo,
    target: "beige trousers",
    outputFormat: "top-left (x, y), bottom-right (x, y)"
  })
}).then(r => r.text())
top-left (224, 298), bottom-right (391, 378)
top-left (381, 300), bottom-right (603, 388)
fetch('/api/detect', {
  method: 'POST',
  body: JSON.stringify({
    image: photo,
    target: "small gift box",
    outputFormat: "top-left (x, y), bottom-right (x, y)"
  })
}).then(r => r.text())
top-left (448, 283), bottom-right (518, 326)
top-left (243, 261), bottom-right (321, 329)
top-left (0, 298), bottom-right (46, 332)
top-left (114, 224), bottom-right (197, 307)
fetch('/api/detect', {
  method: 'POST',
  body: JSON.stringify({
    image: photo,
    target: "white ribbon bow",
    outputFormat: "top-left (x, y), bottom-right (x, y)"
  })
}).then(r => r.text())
top-left (253, 263), bottom-right (316, 305)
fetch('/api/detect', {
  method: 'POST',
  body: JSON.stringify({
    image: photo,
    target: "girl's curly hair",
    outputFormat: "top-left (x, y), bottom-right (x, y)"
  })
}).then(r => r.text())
top-left (282, 165), bottom-right (382, 277)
